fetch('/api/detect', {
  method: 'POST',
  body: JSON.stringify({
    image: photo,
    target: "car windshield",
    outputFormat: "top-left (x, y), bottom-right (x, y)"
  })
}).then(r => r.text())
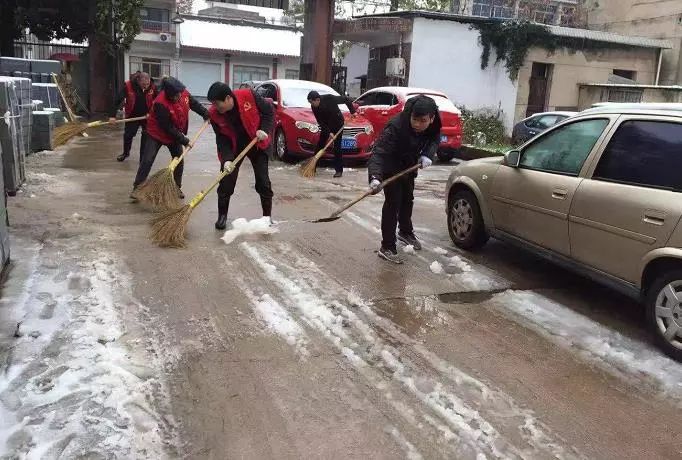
top-left (407, 94), bottom-right (457, 112)
top-left (281, 86), bottom-right (350, 112)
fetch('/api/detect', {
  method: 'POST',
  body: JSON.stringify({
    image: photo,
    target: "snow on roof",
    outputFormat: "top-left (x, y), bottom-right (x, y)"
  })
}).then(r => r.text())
top-left (180, 19), bottom-right (301, 57)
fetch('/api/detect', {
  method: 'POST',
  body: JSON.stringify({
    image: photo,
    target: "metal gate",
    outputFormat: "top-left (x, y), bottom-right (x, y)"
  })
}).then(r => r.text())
top-left (331, 64), bottom-right (347, 96)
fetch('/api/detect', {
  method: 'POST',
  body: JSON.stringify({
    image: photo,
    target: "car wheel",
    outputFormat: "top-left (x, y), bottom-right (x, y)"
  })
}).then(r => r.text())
top-left (448, 190), bottom-right (488, 250)
top-left (645, 271), bottom-right (682, 361)
top-left (274, 128), bottom-right (288, 162)
top-left (437, 150), bottom-right (454, 163)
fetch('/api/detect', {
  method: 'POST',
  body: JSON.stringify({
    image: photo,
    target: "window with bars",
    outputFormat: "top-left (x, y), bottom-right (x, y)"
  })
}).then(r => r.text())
top-left (233, 65), bottom-right (270, 86)
top-left (285, 69), bottom-right (299, 79)
top-left (130, 57), bottom-right (171, 81)
top-left (139, 7), bottom-right (172, 32)
top-left (532, 3), bottom-right (558, 24)
top-left (472, 0), bottom-right (515, 18)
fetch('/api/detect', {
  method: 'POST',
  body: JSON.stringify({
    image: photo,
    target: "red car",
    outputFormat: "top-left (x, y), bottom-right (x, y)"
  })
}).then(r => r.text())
top-left (255, 80), bottom-right (375, 163)
top-left (354, 87), bottom-right (463, 162)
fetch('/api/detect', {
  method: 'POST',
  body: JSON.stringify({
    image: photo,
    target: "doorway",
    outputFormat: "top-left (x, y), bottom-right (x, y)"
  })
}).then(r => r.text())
top-left (526, 62), bottom-right (553, 117)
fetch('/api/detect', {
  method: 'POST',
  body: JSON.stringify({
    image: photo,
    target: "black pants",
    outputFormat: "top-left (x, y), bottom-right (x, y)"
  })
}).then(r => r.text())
top-left (217, 149), bottom-right (273, 217)
top-left (381, 175), bottom-right (415, 251)
top-left (316, 128), bottom-right (343, 173)
top-left (133, 137), bottom-right (183, 188)
top-left (122, 120), bottom-right (147, 158)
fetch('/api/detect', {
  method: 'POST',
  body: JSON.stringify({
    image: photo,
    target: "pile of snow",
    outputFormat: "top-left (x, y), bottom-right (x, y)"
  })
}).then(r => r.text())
top-left (403, 245), bottom-right (416, 254)
top-left (429, 261), bottom-right (445, 274)
top-left (221, 217), bottom-right (278, 245)
top-left (433, 247), bottom-right (449, 256)
top-left (448, 255), bottom-right (472, 272)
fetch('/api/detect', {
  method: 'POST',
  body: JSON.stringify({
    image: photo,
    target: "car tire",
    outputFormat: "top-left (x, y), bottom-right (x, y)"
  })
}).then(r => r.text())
top-left (448, 190), bottom-right (488, 250)
top-left (645, 270), bottom-right (682, 362)
top-left (437, 150), bottom-right (454, 163)
top-left (274, 128), bottom-right (289, 162)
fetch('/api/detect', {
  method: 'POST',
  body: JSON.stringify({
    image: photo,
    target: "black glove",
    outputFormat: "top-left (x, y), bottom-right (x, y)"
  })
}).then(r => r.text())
top-left (202, 113), bottom-right (210, 121)
top-left (180, 136), bottom-right (191, 147)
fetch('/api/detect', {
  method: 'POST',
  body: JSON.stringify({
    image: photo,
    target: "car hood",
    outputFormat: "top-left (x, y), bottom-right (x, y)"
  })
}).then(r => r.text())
top-left (282, 107), bottom-right (372, 127)
top-left (448, 155), bottom-right (504, 190)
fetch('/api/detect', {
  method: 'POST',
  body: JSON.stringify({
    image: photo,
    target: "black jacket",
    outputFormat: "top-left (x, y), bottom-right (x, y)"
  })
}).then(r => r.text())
top-left (312, 94), bottom-right (356, 133)
top-left (212, 90), bottom-right (275, 159)
top-left (154, 77), bottom-right (209, 144)
top-left (367, 95), bottom-right (442, 182)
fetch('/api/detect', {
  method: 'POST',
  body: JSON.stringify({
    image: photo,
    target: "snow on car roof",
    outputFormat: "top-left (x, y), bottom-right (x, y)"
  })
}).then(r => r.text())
top-left (370, 86), bottom-right (448, 97)
top-left (268, 79), bottom-right (338, 93)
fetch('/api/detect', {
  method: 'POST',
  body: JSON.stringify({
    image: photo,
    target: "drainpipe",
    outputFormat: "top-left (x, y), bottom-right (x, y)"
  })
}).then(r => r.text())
top-left (655, 47), bottom-right (663, 85)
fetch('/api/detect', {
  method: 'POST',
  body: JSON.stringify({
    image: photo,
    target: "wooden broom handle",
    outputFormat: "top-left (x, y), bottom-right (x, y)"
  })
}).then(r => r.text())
top-left (188, 138), bottom-right (259, 209)
top-left (329, 163), bottom-right (421, 218)
top-left (88, 115), bottom-right (148, 127)
top-left (315, 127), bottom-right (344, 158)
top-left (51, 73), bottom-right (77, 122)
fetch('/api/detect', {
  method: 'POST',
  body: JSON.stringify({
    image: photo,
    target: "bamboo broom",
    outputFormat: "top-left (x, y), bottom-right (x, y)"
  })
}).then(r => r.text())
top-left (134, 120), bottom-right (211, 211)
top-left (51, 73), bottom-right (77, 123)
top-left (53, 116), bottom-right (148, 147)
top-left (150, 138), bottom-right (258, 248)
top-left (299, 127), bottom-right (344, 178)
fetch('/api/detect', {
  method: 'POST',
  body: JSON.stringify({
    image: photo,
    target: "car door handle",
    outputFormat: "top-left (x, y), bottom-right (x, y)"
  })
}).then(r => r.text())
top-left (643, 211), bottom-right (666, 226)
top-left (551, 188), bottom-right (568, 200)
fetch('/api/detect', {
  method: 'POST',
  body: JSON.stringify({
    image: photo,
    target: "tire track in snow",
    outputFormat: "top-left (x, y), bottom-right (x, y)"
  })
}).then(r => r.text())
top-left (240, 241), bottom-right (582, 459)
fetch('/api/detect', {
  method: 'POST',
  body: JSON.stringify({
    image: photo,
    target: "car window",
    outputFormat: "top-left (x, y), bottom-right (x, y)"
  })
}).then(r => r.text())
top-left (356, 92), bottom-right (377, 106)
top-left (406, 94), bottom-right (457, 112)
top-left (525, 116), bottom-right (541, 128)
top-left (535, 115), bottom-right (560, 129)
top-left (256, 84), bottom-right (277, 101)
top-left (593, 120), bottom-right (682, 191)
top-left (374, 92), bottom-right (397, 106)
top-left (520, 119), bottom-right (609, 175)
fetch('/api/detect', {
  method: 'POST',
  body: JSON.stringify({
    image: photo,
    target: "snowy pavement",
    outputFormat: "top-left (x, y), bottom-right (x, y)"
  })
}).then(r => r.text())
top-left (1, 116), bottom-right (681, 459)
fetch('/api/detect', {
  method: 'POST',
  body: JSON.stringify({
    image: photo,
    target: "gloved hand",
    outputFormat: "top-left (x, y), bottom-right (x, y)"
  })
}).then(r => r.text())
top-left (180, 136), bottom-right (191, 147)
top-left (369, 178), bottom-right (382, 195)
top-left (224, 161), bottom-right (234, 173)
top-left (256, 130), bottom-right (269, 142)
top-left (419, 155), bottom-right (432, 169)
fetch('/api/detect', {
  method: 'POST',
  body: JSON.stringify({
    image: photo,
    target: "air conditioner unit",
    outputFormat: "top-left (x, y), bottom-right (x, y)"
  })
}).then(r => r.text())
top-left (386, 58), bottom-right (406, 79)
top-left (159, 33), bottom-right (170, 42)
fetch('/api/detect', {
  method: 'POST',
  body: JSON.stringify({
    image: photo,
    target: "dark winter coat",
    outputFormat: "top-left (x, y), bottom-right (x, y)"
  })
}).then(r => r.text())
top-left (312, 94), bottom-right (356, 133)
top-left (367, 95), bottom-right (442, 182)
top-left (151, 77), bottom-right (209, 145)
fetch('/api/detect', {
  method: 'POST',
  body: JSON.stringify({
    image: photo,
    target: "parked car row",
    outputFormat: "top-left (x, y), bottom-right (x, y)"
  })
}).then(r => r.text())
top-left (446, 103), bottom-right (682, 361)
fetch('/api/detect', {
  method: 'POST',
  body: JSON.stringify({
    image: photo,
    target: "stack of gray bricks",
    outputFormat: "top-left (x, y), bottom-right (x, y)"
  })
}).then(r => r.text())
top-left (32, 111), bottom-right (54, 152)
top-left (0, 78), bottom-right (26, 195)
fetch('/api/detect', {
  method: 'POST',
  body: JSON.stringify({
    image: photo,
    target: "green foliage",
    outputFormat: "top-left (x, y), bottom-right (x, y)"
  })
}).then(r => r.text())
top-left (473, 19), bottom-right (633, 81)
top-left (459, 106), bottom-right (507, 146)
top-left (94, 0), bottom-right (144, 53)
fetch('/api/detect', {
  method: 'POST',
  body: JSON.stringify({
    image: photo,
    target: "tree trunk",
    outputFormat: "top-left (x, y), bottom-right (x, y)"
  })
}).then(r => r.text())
top-left (0, 3), bottom-right (18, 57)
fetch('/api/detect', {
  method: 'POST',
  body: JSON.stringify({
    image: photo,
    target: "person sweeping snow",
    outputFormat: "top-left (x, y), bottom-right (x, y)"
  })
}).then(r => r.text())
top-left (367, 95), bottom-right (441, 264)
top-left (110, 71), bottom-right (157, 162)
top-left (206, 82), bottom-right (274, 230)
top-left (130, 77), bottom-right (209, 202)
top-left (307, 91), bottom-right (356, 178)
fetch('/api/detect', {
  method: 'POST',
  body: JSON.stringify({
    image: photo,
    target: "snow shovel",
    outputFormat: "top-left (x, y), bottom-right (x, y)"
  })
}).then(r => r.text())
top-left (311, 163), bottom-right (422, 223)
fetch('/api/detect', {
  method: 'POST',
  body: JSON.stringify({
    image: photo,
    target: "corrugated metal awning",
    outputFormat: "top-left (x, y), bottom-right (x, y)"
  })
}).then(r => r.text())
top-left (179, 19), bottom-right (302, 57)
top-left (547, 25), bottom-right (673, 49)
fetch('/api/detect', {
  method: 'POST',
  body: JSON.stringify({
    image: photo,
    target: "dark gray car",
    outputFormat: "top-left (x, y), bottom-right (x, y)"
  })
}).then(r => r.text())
top-left (512, 111), bottom-right (577, 144)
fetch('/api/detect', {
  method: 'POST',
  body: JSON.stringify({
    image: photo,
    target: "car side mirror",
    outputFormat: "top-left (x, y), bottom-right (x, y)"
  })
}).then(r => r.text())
top-left (505, 150), bottom-right (521, 168)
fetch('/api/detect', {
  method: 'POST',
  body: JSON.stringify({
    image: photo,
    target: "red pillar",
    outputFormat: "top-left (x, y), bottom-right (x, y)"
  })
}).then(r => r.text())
top-left (272, 57), bottom-right (278, 79)
top-left (224, 54), bottom-right (231, 85)
top-left (301, 0), bottom-right (334, 85)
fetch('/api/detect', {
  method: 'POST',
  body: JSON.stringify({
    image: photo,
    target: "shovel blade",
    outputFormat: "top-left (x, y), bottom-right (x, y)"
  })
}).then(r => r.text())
top-left (309, 215), bottom-right (341, 223)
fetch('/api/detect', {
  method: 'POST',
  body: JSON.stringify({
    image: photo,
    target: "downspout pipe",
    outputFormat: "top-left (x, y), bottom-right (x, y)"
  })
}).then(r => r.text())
top-left (655, 47), bottom-right (663, 85)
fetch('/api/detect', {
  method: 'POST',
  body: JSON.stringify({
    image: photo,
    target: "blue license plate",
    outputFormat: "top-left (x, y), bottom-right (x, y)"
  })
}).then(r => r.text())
top-left (440, 135), bottom-right (448, 143)
top-left (341, 137), bottom-right (357, 150)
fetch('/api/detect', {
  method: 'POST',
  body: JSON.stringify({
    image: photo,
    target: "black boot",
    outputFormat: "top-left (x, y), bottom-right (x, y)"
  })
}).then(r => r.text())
top-left (215, 214), bottom-right (227, 230)
top-left (261, 196), bottom-right (272, 218)
top-left (117, 153), bottom-right (129, 162)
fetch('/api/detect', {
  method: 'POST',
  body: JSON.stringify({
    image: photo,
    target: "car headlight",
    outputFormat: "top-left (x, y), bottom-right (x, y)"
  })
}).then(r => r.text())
top-left (364, 125), bottom-right (374, 135)
top-left (295, 121), bottom-right (320, 133)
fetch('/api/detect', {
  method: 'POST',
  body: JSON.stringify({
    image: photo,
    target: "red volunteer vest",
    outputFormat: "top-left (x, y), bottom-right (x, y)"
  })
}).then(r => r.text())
top-left (208, 89), bottom-right (270, 160)
top-left (146, 89), bottom-right (191, 145)
top-left (123, 80), bottom-right (156, 117)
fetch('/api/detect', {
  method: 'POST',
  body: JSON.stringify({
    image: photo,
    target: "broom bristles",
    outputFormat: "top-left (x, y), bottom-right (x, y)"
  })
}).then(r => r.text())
top-left (150, 205), bottom-right (193, 248)
top-left (53, 122), bottom-right (87, 147)
top-left (299, 154), bottom-right (322, 178)
top-left (135, 169), bottom-right (182, 211)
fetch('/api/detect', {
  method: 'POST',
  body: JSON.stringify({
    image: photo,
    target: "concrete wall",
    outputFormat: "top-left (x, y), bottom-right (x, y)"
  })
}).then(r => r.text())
top-left (578, 85), bottom-right (682, 109)
top-left (586, 0), bottom-right (682, 85)
top-left (514, 45), bottom-right (659, 122)
top-left (409, 18), bottom-right (518, 132)
top-left (342, 43), bottom-right (369, 98)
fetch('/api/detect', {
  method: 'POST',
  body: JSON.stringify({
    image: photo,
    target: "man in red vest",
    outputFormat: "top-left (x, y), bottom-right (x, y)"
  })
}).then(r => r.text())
top-left (110, 72), bottom-right (157, 162)
top-left (131, 77), bottom-right (209, 201)
top-left (206, 82), bottom-right (274, 230)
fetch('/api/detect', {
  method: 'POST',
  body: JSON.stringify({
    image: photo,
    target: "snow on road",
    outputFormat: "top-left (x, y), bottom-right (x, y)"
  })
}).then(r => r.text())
top-left (0, 238), bottom-right (175, 459)
top-left (221, 216), bottom-right (278, 245)
top-left (239, 241), bottom-right (583, 459)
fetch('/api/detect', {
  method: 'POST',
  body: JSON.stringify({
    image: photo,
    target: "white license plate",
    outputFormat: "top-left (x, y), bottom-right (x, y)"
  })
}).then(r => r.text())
top-left (440, 135), bottom-right (448, 143)
top-left (341, 138), bottom-right (357, 149)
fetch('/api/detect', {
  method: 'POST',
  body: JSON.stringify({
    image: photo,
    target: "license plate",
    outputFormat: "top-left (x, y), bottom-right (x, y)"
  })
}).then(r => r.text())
top-left (341, 137), bottom-right (357, 150)
top-left (440, 135), bottom-right (448, 143)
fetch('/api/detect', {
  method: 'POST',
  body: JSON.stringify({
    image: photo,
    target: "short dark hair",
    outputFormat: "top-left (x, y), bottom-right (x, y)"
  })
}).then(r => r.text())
top-left (411, 97), bottom-right (438, 118)
top-left (307, 91), bottom-right (321, 101)
top-left (207, 82), bottom-right (234, 102)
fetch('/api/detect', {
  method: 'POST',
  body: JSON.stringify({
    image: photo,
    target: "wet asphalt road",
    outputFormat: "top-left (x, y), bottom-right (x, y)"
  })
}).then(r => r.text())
top-left (3, 114), bottom-right (681, 459)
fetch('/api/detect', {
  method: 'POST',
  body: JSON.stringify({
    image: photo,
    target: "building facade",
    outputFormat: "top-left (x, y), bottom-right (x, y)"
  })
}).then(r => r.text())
top-left (453, 0), bottom-right (584, 27)
top-left (125, 0), bottom-right (301, 98)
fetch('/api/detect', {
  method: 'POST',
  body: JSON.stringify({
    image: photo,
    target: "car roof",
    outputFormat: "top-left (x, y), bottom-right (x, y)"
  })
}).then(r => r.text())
top-left (581, 103), bottom-right (682, 117)
top-left (264, 79), bottom-right (337, 92)
top-left (367, 86), bottom-right (448, 98)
